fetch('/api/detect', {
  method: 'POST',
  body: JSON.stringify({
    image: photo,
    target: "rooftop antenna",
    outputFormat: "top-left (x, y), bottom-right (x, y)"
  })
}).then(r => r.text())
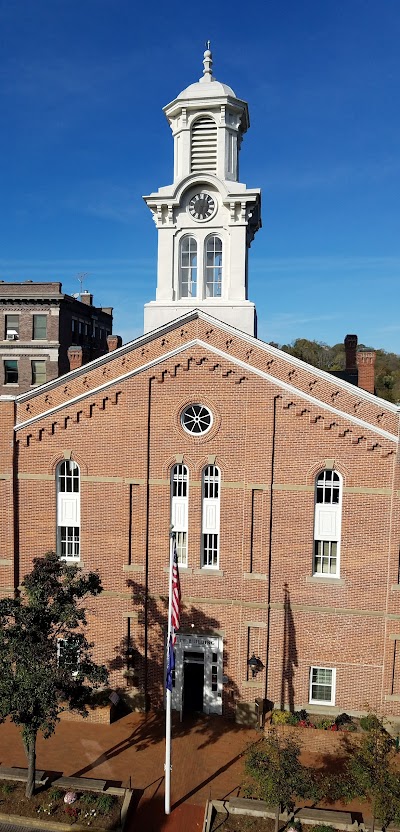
top-left (75, 272), bottom-right (90, 299)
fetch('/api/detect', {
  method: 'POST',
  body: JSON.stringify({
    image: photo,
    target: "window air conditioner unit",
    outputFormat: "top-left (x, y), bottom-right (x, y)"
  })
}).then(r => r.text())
top-left (6, 330), bottom-right (19, 341)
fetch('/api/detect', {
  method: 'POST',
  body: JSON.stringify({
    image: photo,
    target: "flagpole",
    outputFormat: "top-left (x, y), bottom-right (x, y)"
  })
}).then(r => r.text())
top-left (165, 529), bottom-right (174, 815)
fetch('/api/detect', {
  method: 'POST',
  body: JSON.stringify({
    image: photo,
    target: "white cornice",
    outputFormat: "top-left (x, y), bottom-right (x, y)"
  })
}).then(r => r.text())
top-left (14, 309), bottom-right (400, 417)
top-left (14, 338), bottom-right (398, 442)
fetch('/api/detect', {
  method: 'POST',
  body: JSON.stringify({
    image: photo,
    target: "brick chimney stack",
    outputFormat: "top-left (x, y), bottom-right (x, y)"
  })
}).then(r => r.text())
top-left (80, 291), bottom-right (93, 306)
top-left (344, 334), bottom-right (358, 370)
top-left (356, 350), bottom-right (376, 395)
top-left (67, 346), bottom-right (83, 371)
top-left (107, 335), bottom-right (122, 352)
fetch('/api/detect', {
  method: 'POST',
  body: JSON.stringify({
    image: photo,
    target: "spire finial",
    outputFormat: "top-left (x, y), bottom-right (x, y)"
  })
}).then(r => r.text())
top-left (200, 40), bottom-right (214, 83)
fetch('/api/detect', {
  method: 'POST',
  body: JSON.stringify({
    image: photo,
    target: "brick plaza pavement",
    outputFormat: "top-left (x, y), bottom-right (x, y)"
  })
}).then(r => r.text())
top-left (0, 712), bottom-right (259, 831)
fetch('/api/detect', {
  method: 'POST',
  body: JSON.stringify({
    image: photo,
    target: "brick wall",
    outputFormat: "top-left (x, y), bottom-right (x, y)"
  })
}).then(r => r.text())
top-left (2, 317), bottom-right (399, 721)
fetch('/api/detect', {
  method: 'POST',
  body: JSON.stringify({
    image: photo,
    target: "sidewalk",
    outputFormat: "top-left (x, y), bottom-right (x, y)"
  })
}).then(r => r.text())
top-left (0, 712), bottom-right (258, 830)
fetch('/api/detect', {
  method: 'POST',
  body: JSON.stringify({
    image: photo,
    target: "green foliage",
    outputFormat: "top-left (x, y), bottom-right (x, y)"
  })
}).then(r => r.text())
top-left (271, 709), bottom-right (293, 725)
top-left (280, 339), bottom-right (400, 404)
top-left (48, 787), bottom-right (64, 801)
top-left (335, 712), bottom-right (351, 727)
top-left (80, 792), bottom-right (98, 807)
top-left (315, 718), bottom-right (334, 730)
top-left (0, 552), bottom-right (108, 797)
top-left (310, 825), bottom-right (336, 832)
top-left (359, 713), bottom-right (383, 731)
top-left (345, 713), bottom-right (400, 831)
top-left (245, 729), bottom-right (315, 815)
top-left (94, 793), bottom-right (116, 814)
top-left (0, 782), bottom-right (15, 795)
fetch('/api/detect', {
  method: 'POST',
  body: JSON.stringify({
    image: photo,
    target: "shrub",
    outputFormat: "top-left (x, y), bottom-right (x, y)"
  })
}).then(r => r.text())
top-left (335, 712), bottom-right (352, 727)
top-left (0, 782), bottom-right (15, 795)
top-left (287, 712), bottom-right (300, 726)
top-left (341, 722), bottom-right (357, 732)
top-left (80, 792), bottom-right (98, 807)
top-left (48, 787), bottom-right (63, 801)
top-left (95, 794), bottom-right (116, 814)
top-left (271, 709), bottom-right (292, 725)
top-left (64, 805), bottom-right (79, 819)
top-left (360, 713), bottom-right (383, 732)
top-left (297, 709), bottom-right (308, 722)
top-left (315, 718), bottom-right (334, 730)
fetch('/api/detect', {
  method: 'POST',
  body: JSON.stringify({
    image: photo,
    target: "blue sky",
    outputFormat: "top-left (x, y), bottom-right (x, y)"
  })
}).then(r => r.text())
top-left (1, 0), bottom-right (399, 352)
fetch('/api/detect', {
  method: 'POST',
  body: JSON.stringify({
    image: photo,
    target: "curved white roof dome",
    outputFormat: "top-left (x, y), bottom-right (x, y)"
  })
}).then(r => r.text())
top-left (178, 47), bottom-right (236, 100)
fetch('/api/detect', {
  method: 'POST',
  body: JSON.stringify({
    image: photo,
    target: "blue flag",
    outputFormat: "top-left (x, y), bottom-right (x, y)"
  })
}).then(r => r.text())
top-left (166, 636), bottom-right (175, 692)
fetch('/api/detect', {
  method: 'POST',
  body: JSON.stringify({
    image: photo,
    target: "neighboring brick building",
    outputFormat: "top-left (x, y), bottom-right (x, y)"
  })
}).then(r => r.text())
top-left (0, 281), bottom-right (113, 395)
top-left (0, 49), bottom-right (399, 726)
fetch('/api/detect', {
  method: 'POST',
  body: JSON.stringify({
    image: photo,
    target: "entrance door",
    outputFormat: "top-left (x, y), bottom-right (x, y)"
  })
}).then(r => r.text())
top-left (183, 652), bottom-right (204, 715)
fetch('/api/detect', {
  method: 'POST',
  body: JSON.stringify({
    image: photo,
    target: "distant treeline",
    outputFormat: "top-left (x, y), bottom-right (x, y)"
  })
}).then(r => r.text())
top-left (271, 338), bottom-right (400, 404)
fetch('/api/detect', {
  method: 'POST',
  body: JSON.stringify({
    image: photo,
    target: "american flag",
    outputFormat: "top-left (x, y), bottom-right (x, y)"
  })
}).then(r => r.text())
top-left (171, 541), bottom-right (181, 646)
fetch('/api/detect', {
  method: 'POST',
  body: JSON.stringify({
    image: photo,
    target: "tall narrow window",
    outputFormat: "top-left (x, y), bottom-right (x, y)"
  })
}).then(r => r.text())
top-left (202, 465), bottom-right (220, 568)
top-left (4, 360), bottom-right (18, 384)
top-left (32, 314), bottom-right (47, 340)
top-left (313, 470), bottom-right (342, 577)
top-left (5, 314), bottom-right (19, 339)
top-left (179, 237), bottom-right (197, 299)
top-left (31, 360), bottom-right (46, 386)
top-left (57, 460), bottom-right (80, 560)
top-left (171, 464), bottom-right (188, 566)
top-left (205, 237), bottom-right (222, 298)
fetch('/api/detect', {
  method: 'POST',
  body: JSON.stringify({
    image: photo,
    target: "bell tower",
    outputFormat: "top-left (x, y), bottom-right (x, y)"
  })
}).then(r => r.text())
top-left (143, 47), bottom-right (261, 336)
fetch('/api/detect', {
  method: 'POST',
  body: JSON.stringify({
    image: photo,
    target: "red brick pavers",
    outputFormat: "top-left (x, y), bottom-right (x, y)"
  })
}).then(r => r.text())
top-left (0, 713), bottom-right (259, 831)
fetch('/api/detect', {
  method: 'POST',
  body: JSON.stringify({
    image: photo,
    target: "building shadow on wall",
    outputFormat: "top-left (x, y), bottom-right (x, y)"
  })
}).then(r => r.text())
top-left (280, 583), bottom-right (298, 712)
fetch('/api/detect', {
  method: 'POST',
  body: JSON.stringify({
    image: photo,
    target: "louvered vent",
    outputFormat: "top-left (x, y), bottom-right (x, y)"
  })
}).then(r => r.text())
top-left (191, 117), bottom-right (217, 173)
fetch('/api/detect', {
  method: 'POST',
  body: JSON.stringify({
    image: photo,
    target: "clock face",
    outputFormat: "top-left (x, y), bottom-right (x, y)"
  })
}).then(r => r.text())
top-left (188, 192), bottom-right (216, 221)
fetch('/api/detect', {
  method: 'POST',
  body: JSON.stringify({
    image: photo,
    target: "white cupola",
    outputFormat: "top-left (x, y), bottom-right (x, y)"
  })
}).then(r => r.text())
top-left (143, 46), bottom-right (262, 336)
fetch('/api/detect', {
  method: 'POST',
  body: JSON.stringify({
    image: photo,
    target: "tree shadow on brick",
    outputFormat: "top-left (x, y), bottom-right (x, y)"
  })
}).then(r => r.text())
top-left (280, 583), bottom-right (298, 712)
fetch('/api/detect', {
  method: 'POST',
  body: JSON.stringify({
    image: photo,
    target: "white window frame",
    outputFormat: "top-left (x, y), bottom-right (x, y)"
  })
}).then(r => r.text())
top-left (57, 637), bottom-right (80, 677)
top-left (170, 464), bottom-right (189, 566)
top-left (313, 469), bottom-right (342, 578)
top-left (309, 666), bottom-right (336, 706)
top-left (205, 235), bottom-right (222, 298)
top-left (201, 465), bottom-right (220, 568)
top-left (56, 460), bottom-right (80, 561)
top-left (179, 236), bottom-right (198, 299)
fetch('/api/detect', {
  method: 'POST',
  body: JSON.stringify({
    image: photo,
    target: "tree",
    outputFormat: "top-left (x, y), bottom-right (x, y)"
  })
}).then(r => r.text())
top-left (347, 714), bottom-right (400, 832)
top-left (0, 552), bottom-right (108, 798)
top-left (245, 729), bottom-right (316, 832)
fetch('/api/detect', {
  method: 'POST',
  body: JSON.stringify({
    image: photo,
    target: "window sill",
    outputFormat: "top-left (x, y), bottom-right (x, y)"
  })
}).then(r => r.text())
top-left (243, 572), bottom-right (268, 581)
top-left (193, 568), bottom-right (224, 577)
top-left (60, 559), bottom-right (84, 567)
top-left (306, 576), bottom-right (345, 586)
top-left (163, 566), bottom-right (193, 574)
top-left (309, 700), bottom-right (335, 708)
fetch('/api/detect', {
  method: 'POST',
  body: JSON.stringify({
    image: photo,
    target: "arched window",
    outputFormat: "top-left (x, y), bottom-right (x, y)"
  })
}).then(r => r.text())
top-left (170, 464), bottom-right (189, 566)
top-left (179, 237), bottom-right (197, 299)
top-left (205, 236), bottom-right (222, 298)
top-left (56, 460), bottom-right (80, 560)
top-left (202, 465), bottom-right (220, 568)
top-left (190, 116), bottom-right (217, 174)
top-left (313, 470), bottom-right (342, 577)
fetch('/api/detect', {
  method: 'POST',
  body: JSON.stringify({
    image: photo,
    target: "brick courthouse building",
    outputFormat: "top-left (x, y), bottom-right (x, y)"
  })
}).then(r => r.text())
top-left (1, 50), bottom-right (399, 724)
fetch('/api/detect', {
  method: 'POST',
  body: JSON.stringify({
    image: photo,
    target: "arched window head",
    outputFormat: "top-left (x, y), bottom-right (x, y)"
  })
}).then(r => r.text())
top-left (315, 469), bottom-right (341, 505)
top-left (205, 236), bottom-right (222, 298)
top-left (57, 459), bottom-right (80, 492)
top-left (171, 464), bottom-right (189, 566)
top-left (179, 236), bottom-right (197, 299)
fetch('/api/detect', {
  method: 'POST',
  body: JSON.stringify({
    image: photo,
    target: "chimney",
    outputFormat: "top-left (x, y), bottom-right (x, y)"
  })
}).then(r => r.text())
top-left (107, 334), bottom-right (122, 352)
top-left (80, 291), bottom-right (93, 306)
top-left (344, 334), bottom-right (358, 370)
top-left (356, 349), bottom-right (376, 394)
top-left (68, 346), bottom-right (83, 371)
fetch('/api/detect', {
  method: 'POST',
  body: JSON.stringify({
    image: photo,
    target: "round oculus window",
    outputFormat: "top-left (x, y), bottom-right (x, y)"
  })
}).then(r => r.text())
top-left (181, 403), bottom-right (212, 435)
